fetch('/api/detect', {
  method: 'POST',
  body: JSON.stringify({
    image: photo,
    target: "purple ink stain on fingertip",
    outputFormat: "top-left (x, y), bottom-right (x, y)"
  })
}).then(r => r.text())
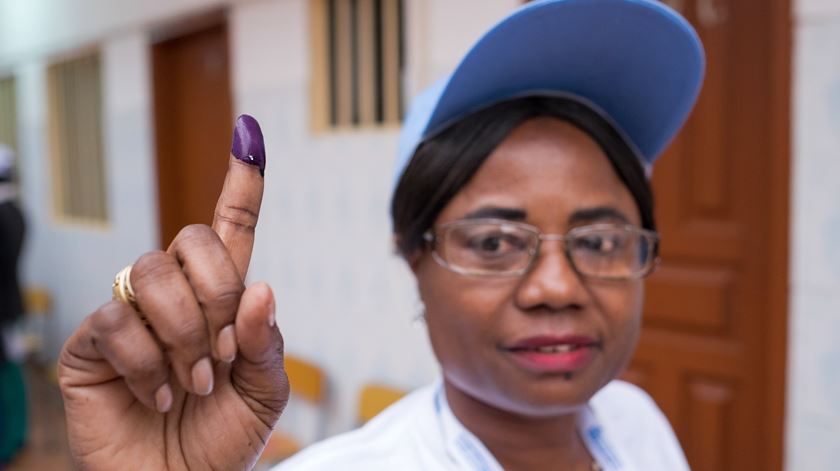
top-left (231, 114), bottom-right (266, 176)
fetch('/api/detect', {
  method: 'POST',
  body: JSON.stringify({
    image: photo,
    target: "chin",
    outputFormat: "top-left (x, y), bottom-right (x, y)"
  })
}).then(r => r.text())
top-left (449, 367), bottom-right (612, 419)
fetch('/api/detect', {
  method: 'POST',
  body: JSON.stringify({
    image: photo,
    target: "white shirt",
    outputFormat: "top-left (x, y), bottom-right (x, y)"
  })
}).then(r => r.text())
top-left (273, 380), bottom-right (690, 470)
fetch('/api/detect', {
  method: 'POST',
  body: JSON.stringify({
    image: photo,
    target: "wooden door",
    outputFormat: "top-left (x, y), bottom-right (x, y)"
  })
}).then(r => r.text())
top-left (153, 21), bottom-right (233, 248)
top-left (622, 1), bottom-right (791, 470)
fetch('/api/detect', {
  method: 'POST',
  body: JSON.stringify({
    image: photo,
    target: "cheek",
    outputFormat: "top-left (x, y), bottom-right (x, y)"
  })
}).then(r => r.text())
top-left (416, 262), bottom-right (513, 367)
top-left (594, 282), bottom-right (644, 372)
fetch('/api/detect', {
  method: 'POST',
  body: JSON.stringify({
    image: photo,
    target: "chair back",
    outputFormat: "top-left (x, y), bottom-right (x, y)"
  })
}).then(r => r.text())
top-left (358, 383), bottom-right (407, 423)
top-left (24, 287), bottom-right (52, 315)
top-left (285, 355), bottom-right (326, 403)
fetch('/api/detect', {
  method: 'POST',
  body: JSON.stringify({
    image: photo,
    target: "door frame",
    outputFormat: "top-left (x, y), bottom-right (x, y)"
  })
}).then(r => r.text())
top-left (766, 0), bottom-right (791, 468)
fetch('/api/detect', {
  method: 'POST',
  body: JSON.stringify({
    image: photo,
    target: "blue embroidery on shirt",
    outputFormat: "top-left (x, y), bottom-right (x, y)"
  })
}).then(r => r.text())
top-left (456, 434), bottom-right (494, 471)
top-left (588, 426), bottom-right (621, 468)
top-left (435, 384), bottom-right (497, 471)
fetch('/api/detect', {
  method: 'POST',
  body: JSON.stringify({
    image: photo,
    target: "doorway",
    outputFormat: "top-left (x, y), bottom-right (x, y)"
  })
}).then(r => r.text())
top-left (153, 18), bottom-right (233, 248)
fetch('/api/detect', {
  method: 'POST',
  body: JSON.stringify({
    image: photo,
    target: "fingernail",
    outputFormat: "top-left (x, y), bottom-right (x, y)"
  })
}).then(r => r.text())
top-left (231, 114), bottom-right (266, 176)
top-left (155, 383), bottom-right (173, 413)
top-left (268, 297), bottom-right (276, 327)
top-left (217, 325), bottom-right (237, 363)
top-left (191, 357), bottom-right (215, 395)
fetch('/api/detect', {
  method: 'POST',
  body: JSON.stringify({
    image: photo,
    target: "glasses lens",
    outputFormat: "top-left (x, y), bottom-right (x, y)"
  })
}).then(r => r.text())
top-left (439, 221), bottom-right (536, 275)
top-left (567, 226), bottom-right (656, 279)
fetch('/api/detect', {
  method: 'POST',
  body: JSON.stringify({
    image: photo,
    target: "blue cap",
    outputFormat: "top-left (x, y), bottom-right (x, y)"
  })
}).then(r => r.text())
top-left (395, 0), bottom-right (705, 184)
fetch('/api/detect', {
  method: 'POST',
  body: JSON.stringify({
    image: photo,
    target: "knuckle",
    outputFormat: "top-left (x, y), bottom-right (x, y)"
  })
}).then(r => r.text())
top-left (125, 353), bottom-right (165, 383)
top-left (215, 204), bottom-right (258, 233)
top-left (90, 302), bottom-right (132, 336)
top-left (132, 251), bottom-right (180, 289)
top-left (198, 282), bottom-right (244, 316)
top-left (159, 314), bottom-right (207, 349)
top-left (175, 224), bottom-right (216, 246)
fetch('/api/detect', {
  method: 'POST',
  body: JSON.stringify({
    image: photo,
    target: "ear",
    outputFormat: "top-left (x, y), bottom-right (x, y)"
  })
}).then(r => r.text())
top-left (405, 249), bottom-right (424, 274)
top-left (393, 234), bottom-right (425, 274)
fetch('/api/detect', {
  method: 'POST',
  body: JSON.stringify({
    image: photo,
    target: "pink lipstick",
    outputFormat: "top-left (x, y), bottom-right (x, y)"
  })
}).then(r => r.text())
top-left (505, 335), bottom-right (599, 374)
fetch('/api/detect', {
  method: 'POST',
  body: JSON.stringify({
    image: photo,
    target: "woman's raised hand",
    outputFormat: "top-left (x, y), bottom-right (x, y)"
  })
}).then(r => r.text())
top-left (59, 115), bottom-right (289, 471)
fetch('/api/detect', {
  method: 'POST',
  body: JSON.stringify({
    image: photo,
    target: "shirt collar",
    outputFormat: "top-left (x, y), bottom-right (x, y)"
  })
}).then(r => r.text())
top-left (432, 381), bottom-right (630, 471)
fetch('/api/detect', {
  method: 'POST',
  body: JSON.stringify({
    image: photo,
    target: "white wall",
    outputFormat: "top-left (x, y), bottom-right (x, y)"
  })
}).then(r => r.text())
top-left (0, 0), bottom-right (227, 69)
top-left (11, 32), bottom-right (160, 359)
top-left (786, 0), bottom-right (840, 467)
top-left (0, 0), bottom-right (518, 439)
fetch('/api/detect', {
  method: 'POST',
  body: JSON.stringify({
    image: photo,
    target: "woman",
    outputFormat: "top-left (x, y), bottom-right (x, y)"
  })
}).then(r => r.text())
top-left (59, 0), bottom-right (704, 470)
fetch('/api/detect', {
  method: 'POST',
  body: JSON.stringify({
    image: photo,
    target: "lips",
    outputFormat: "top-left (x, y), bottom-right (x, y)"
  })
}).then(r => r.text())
top-left (527, 344), bottom-right (581, 353)
top-left (504, 335), bottom-right (599, 374)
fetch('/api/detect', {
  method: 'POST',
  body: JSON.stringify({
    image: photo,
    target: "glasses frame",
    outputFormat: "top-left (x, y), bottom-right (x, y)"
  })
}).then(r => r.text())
top-left (423, 218), bottom-right (661, 280)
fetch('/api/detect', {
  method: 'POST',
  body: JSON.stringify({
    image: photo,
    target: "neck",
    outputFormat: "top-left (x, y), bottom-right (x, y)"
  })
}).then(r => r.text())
top-left (443, 380), bottom-right (593, 471)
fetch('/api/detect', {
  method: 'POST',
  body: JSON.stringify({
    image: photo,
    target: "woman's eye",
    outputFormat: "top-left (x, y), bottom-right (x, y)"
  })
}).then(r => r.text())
top-left (470, 235), bottom-right (503, 253)
top-left (577, 234), bottom-right (621, 253)
top-left (482, 237), bottom-right (501, 252)
top-left (466, 233), bottom-right (524, 255)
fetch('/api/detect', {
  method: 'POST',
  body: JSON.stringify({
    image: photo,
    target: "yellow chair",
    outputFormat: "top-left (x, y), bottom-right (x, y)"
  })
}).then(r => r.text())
top-left (257, 355), bottom-right (327, 466)
top-left (358, 383), bottom-right (407, 423)
top-left (20, 287), bottom-right (63, 451)
top-left (21, 287), bottom-right (53, 360)
top-left (284, 355), bottom-right (326, 404)
top-left (25, 287), bottom-right (52, 314)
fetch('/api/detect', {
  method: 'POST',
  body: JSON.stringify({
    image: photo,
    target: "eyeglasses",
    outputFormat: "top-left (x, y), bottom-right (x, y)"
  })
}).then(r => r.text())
top-left (423, 218), bottom-right (659, 280)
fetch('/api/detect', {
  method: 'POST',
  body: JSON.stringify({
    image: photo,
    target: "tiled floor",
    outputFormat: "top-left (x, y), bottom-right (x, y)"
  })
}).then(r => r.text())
top-left (5, 365), bottom-right (73, 471)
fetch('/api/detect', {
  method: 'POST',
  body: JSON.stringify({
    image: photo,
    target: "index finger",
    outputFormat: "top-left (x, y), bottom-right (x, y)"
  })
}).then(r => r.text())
top-left (213, 114), bottom-right (266, 279)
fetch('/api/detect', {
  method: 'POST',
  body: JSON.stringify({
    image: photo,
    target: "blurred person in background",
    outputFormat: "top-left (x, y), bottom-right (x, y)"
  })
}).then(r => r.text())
top-left (0, 143), bottom-right (27, 465)
top-left (57, 1), bottom-right (704, 470)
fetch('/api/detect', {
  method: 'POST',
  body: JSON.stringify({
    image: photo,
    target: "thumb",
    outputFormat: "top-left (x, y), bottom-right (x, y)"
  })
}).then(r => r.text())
top-left (232, 282), bottom-right (289, 427)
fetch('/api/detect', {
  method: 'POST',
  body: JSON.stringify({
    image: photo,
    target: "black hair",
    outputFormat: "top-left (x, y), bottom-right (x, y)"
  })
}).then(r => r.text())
top-left (390, 95), bottom-right (655, 257)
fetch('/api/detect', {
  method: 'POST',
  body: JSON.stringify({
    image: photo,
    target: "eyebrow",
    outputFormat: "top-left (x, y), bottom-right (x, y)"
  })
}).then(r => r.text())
top-left (462, 206), bottom-right (528, 221)
top-left (568, 206), bottom-right (631, 225)
top-left (459, 205), bottom-right (631, 225)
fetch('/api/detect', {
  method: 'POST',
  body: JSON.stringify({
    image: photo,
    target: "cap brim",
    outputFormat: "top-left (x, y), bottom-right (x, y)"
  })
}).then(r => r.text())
top-left (411, 0), bottom-right (705, 168)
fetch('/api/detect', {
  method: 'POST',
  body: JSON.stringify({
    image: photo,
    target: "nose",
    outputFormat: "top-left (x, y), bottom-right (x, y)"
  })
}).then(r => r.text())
top-left (514, 240), bottom-right (589, 313)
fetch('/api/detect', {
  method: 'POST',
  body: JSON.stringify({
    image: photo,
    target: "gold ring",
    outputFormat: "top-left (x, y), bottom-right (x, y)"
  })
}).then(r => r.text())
top-left (112, 265), bottom-right (147, 324)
